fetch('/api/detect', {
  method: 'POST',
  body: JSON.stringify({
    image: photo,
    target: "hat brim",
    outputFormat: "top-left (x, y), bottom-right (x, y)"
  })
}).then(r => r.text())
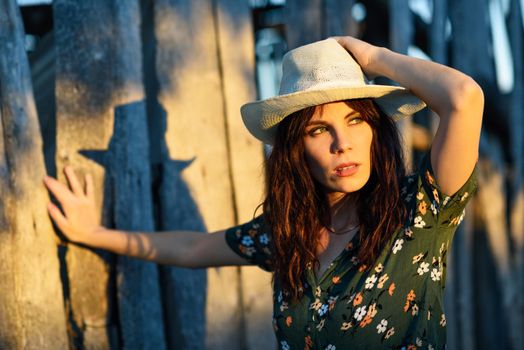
top-left (241, 85), bottom-right (426, 144)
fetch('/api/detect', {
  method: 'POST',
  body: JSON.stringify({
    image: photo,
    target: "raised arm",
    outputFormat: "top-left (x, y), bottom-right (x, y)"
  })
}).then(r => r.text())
top-left (43, 167), bottom-right (249, 268)
top-left (335, 36), bottom-right (484, 195)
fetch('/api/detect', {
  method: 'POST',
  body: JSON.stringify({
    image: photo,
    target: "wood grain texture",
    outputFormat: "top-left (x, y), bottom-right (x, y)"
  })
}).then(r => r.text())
top-left (215, 1), bottom-right (274, 349)
top-left (448, 1), bottom-right (493, 349)
top-left (508, 1), bottom-right (524, 346)
top-left (54, 0), bottom-right (165, 348)
top-left (285, 0), bottom-right (323, 49)
top-left (388, 0), bottom-right (414, 172)
top-left (0, 0), bottom-right (68, 348)
top-left (153, 0), bottom-right (241, 348)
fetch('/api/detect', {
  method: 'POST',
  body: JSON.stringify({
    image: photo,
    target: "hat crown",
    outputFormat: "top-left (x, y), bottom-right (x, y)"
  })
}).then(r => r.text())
top-left (240, 38), bottom-right (426, 144)
top-left (279, 39), bottom-right (367, 95)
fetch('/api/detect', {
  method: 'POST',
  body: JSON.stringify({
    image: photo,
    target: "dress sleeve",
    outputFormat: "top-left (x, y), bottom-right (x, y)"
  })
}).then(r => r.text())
top-left (411, 151), bottom-right (478, 229)
top-left (224, 215), bottom-right (274, 272)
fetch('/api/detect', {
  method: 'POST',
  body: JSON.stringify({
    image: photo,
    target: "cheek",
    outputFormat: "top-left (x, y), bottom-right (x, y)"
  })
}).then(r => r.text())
top-left (304, 150), bottom-right (324, 179)
top-left (365, 130), bottom-right (374, 173)
top-left (304, 144), bottom-right (330, 182)
top-left (354, 125), bottom-right (373, 177)
top-left (362, 125), bottom-right (373, 155)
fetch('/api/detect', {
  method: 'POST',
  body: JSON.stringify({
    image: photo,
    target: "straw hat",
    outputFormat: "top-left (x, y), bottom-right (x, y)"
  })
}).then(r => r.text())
top-left (241, 38), bottom-right (426, 144)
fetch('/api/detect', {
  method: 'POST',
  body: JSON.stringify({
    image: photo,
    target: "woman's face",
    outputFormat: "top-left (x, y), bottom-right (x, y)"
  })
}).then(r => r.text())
top-left (303, 101), bottom-right (373, 202)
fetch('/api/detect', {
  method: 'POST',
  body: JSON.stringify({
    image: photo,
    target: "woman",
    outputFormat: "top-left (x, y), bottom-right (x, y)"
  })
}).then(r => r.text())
top-left (44, 37), bottom-right (483, 349)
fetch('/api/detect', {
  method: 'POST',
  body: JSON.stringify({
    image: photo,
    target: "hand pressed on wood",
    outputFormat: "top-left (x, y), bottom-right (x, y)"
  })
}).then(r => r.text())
top-left (44, 167), bottom-right (103, 244)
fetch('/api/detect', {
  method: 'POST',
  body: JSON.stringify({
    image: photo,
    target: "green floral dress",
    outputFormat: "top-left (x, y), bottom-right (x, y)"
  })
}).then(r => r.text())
top-left (225, 153), bottom-right (477, 349)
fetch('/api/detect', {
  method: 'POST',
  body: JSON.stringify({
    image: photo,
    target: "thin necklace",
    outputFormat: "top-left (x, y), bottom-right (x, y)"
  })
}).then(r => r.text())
top-left (326, 223), bottom-right (360, 235)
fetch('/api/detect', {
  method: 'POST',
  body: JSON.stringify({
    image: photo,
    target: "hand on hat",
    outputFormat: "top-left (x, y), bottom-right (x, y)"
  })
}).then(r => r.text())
top-left (331, 36), bottom-right (383, 80)
top-left (43, 167), bottom-right (104, 245)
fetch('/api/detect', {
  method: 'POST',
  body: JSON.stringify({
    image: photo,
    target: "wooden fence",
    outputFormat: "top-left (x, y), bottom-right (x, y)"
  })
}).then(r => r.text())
top-left (0, 0), bottom-right (523, 349)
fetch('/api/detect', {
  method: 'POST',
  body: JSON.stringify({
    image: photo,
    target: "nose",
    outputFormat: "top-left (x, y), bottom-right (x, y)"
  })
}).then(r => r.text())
top-left (331, 129), bottom-right (352, 154)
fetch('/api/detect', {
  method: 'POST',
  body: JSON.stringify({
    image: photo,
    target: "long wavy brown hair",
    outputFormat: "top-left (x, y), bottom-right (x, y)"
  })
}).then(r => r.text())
top-left (263, 99), bottom-right (408, 301)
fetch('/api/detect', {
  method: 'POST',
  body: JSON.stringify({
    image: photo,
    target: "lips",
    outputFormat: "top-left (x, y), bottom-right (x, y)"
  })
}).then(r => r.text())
top-left (334, 162), bottom-right (360, 177)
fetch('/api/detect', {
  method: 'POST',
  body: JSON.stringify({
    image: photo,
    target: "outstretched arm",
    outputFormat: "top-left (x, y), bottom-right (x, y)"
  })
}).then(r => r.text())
top-left (335, 36), bottom-right (483, 196)
top-left (43, 167), bottom-right (249, 268)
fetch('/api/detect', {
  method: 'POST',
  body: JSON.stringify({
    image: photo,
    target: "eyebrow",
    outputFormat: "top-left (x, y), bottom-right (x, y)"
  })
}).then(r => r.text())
top-left (305, 111), bottom-right (360, 126)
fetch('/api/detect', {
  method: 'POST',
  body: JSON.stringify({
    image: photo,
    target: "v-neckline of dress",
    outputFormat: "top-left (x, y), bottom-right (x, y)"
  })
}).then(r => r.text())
top-left (309, 232), bottom-right (361, 287)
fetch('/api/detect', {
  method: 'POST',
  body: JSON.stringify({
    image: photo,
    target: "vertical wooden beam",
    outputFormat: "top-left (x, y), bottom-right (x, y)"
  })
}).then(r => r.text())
top-left (508, 0), bottom-right (524, 347)
top-left (285, 0), bottom-right (323, 49)
top-left (448, 2), bottom-right (477, 348)
top-left (428, 0), bottom-right (447, 136)
top-left (0, 0), bottom-right (68, 348)
top-left (474, 155), bottom-right (511, 348)
top-left (388, 0), bottom-right (413, 171)
top-left (109, 102), bottom-right (167, 350)
top-left (427, 2), bottom-right (461, 346)
top-left (108, 3), bottom-right (167, 348)
top-left (214, 1), bottom-right (274, 349)
top-left (54, 0), bottom-right (165, 348)
top-left (54, 3), bottom-right (117, 346)
top-left (448, 1), bottom-right (495, 349)
top-left (430, 0), bottom-right (447, 65)
top-left (323, 0), bottom-right (357, 37)
top-left (153, 0), bottom-right (242, 348)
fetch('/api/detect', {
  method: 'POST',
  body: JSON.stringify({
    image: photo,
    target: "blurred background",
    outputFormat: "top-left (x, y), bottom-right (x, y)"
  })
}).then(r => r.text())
top-left (1, 0), bottom-right (523, 349)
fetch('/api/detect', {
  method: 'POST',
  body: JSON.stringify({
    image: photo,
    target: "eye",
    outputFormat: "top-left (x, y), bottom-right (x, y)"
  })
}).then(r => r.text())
top-left (307, 126), bottom-right (328, 136)
top-left (348, 117), bottom-right (364, 125)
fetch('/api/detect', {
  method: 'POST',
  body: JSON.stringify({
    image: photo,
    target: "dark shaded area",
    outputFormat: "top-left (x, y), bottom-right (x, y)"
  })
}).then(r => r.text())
top-left (109, 101), bottom-right (166, 349)
top-left (20, 5), bottom-right (53, 36)
top-left (29, 32), bottom-right (56, 177)
top-left (252, 2), bottom-right (285, 30)
top-left (473, 223), bottom-right (511, 350)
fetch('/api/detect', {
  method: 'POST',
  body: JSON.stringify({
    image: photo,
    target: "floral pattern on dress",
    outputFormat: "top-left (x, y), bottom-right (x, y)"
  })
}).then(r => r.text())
top-left (225, 152), bottom-right (478, 349)
top-left (225, 215), bottom-right (273, 271)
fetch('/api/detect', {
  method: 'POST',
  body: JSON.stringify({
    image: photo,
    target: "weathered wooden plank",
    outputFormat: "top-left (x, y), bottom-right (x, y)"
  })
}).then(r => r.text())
top-left (389, 0), bottom-right (412, 56)
top-left (508, 0), bottom-right (524, 347)
top-left (54, 0), bottom-right (165, 348)
top-left (28, 32), bottom-right (56, 175)
top-left (109, 102), bottom-right (166, 350)
top-left (428, 0), bottom-right (455, 344)
top-left (323, 0), bottom-right (357, 37)
top-left (141, 1), bottom-right (207, 348)
top-left (54, 2), bottom-right (117, 345)
top-left (215, 0), bottom-right (264, 221)
top-left (427, 0), bottom-right (447, 137)
top-left (0, 0), bottom-right (68, 348)
top-left (157, 160), bottom-right (207, 349)
top-left (449, 0), bottom-right (495, 82)
top-left (103, 3), bottom-right (167, 347)
top-left (214, 1), bottom-right (274, 349)
top-left (153, 0), bottom-right (242, 348)
top-left (388, 0), bottom-right (413, 171)
top-left (448, 1), bottom-right (496, 348)
top-left (285, 0), bottom-right (323, 49)
top-left (475, 155), bottom-right (512, 349)
top-left (430, 0), bottom-right (447, 65)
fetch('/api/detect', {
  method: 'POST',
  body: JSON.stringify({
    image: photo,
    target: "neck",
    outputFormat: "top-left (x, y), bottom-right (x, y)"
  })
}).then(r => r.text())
top-left (326, 194), bottom-right (359, 233)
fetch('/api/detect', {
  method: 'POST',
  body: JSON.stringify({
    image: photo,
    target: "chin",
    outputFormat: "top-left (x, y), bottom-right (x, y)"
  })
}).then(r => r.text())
top-left (325, 182), bottom-right (367, 195)
top-left (339, 185), bottom-right (366, 194)
top-left (327, 176), bottom-right (369, 194)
